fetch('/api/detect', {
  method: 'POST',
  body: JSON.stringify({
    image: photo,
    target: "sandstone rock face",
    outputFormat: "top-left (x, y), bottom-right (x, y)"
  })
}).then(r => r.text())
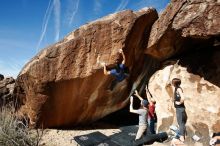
top-left (172, 0), bottom-right (220, 38)
top-left (14, 8), bottom-right (158, 128)
top-left (142, 0), bottom-right (220, 145)
top-left (0, 74), bottom-right (4, 81)
top-left (149, 57), bottom-right (220, 145)
top-left (13, 2), bottom-right (220, 146)
top-left (146, 0), bottom-right (220, 60)
top-left (0, 75), bottom-right (15, 107)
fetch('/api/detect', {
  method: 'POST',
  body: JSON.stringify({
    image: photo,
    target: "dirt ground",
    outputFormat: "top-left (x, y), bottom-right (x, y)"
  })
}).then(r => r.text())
top-left (39, 122), bottom-right (205, 146)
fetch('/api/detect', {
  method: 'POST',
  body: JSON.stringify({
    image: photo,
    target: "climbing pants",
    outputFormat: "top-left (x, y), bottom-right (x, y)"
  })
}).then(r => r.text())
top-left (176, 107), bottom-right (187, 137)
top-left (136, 125), bottom-right (147, 140)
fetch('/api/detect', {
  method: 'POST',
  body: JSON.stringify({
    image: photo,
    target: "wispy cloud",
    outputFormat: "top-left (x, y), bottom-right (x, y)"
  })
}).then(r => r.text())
top-left (66, 0), bottom-right (80, 27)
top-left (115, 0), bottom-right (129, 12)
top-left (0, 59), bottom-right (27, 78)
top-left (36, 0), bottom-right (62, 52)
top-left (136, 0), bottom-right (147, 7)
top-left (36, 0), bottom-right (53, 52)
top-left (0, 38), bottom-right (33, 78)
top-left (0, 38), bottom-right (32, 49)
top-left (94, 0), bottom-right (102, 14)
top-left (134, 0), bottom-right (149, 11)
top-left (53, 0), bottom-right (61, 41)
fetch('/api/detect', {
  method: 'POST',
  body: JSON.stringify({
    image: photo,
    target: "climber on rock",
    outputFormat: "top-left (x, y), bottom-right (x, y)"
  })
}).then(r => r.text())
top-left (98, 49), bottom-right (129, 90)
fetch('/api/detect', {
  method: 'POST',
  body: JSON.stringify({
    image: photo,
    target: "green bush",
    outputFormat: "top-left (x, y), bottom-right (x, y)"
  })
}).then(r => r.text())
top-left (0, 105), bottom-right (43, 146)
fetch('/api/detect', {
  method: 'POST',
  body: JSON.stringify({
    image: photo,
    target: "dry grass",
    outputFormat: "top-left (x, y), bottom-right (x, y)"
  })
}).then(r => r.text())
top-left (0, 104), bottom-right (43, 146)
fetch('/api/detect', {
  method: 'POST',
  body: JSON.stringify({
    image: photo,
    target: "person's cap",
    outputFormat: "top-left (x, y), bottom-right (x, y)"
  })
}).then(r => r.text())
top-left (142, 100), bottom-right (149, 107)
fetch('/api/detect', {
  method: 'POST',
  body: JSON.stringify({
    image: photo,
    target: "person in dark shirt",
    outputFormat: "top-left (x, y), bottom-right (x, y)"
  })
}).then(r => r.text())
top-left (171, 78), bottom-right (187, 144)
top-left (100, 49), bottom-right (129, 90)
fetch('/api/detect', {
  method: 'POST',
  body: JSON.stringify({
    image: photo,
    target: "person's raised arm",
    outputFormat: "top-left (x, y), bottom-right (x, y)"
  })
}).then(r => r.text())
top-left (145, 87), bottom-right (154, 104)
top-left (165, 60), bottom-right (179, 86)
top-left (134, 90), bottom-right (143, 101)
top-left (97, 55), bottom-right (111, 75)
top-left (97, 55), bottom-right (101, 64)
top-left (175, 88), bottom-right (185, 105)
top-left (119, 49), bottom-right (126, 65)
top-left (210, 135), bottom-right (220, 145)
top-left (214, 135), bottom-right (220, 140)
top-left (103, 63), bottom-right (111, 75)
top-left (129, 96), bottom-right (139, 114)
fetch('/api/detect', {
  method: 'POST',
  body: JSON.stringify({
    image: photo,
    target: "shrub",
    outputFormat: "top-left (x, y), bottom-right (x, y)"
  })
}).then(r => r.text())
top-left (0, 105), bottom-right (43, 146)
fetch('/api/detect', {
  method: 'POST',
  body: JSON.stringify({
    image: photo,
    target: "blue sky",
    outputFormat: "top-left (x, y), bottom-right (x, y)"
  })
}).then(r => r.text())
top-left (0, 0), bottom-right (170, 78)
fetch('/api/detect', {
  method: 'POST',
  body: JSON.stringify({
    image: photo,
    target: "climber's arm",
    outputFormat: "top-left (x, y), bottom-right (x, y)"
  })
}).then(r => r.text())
top-left (103, 63), bottom-right (111, 75)
top-left (119, 49), bottom-right (126, 65)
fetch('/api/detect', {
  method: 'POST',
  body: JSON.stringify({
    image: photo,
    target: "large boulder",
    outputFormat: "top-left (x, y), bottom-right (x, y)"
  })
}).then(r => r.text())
top-left (149, 54), bottom-right (220, 145)
top-left (0, 74), bottom-right (4, 81)
top-left (142, 0), bottom-right (220, 145)
top-left (14, 8), bottom-right (158, 128)
top-left (0, 76), bottom-right (15, 107)
top-left (145, 0), bottom-right (220, 60)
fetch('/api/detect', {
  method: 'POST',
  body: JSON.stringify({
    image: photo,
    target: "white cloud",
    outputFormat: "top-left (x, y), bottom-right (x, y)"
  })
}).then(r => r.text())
top-left (53, 0), bottom-right (61, 41)
top-left (129, 0), bottom-right (144, 10)
top-left (0, 59), bottom-right (27, 78)
top-left (36, 0), bottom-right (54, 52)
top-left (94, 0), bottom-right (102, 14)
top-left (0, 38), bottom-right (32, 49)
top-left (115, 0), bottom-right (129, 12)
top-left (66, 0), bottom-right (80, 27)
top-left (36, 0), bottom-right (62, 51)
top-left (136, 0), bottom-right (148, 7)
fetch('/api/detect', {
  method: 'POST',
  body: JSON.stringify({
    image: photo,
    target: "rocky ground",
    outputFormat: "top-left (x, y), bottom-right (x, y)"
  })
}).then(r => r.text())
top-left (40, 122), bottom-right (205, 146)
top-left (40, 123), bottom-right (121, 146)
top-left (0, 74), bottom-right (15, 107)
